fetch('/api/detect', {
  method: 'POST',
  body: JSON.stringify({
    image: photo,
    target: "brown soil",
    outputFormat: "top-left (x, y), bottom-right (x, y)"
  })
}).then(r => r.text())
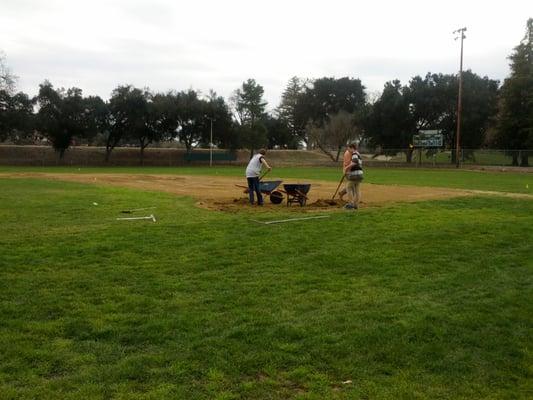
top-left (0, 172), bottom-right (483, 212)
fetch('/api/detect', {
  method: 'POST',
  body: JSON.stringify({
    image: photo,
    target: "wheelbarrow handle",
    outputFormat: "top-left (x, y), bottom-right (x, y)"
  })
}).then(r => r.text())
top-left (294, 189), bottom-right (309, 200)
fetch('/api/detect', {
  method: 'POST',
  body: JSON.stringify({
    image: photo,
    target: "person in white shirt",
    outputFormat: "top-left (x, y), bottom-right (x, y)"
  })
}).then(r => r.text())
top-left (245, 149), bottom-right (272, 205)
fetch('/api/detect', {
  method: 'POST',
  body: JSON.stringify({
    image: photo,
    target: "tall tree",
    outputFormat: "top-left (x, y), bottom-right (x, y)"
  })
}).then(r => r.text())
top-left (302, 76), bottom-right (366, 156)
top-left (176, 89), bottom-right (207, 153)
top-left (237, 122), bottom-right (268, 155)
top-left (404, 73), bottom-right (454, 131)
top-left (277, 76), bottom-right (309, 145)
top-left (83, 95), bottom-right (108, 146)
top-left (0, 52), bottom-right (33, 143)
top-left (305, 77), bottom-right (366, 126)
top-left (457, 71), bottom-right (499, 155)
top-left (200, 90), bottom-right (235, 149)
top-left (231, 79), bottom-right (268, 156)
top-left (144, 92), bottom-right (180, 155)
top-left (135, 92), bottom-right (159, 164)
top-left (231, 79), bottom-right (267, 126)
top-left (36, 81), bottom-right (88, 158)
top-left (495, 18), bottom-right (533, 166)
top-left (0, 51), bottom-right (17, 94)
top-left (365, 80), bottom-right (416, 161)
top-left (0, 90), bottom-right (34, 142)
top-left (309, 110), bottom-right (361, 161)
top-left (405, 72), bottom-right (499, 162)
top-left (106, 85), bottom-right (148, 161)
top-left (263, 114), bottom-right (299, 149)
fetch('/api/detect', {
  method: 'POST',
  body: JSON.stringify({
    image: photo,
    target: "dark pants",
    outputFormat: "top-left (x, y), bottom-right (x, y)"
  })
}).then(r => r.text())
top-left (247, 177), bottom-right (263, 205)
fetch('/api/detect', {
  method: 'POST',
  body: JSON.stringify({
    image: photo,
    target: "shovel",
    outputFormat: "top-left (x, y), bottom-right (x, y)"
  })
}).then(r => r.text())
top-left (259, 169), bottom-right (271, 182)
top-left (331, 174), bottom-right (346, 200)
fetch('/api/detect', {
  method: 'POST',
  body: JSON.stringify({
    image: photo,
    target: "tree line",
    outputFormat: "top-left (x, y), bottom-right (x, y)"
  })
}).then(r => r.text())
top-left (1, 19), bottom-right (532, 165)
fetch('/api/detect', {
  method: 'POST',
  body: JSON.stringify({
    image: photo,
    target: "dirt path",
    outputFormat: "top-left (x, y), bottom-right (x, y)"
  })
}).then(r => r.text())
top-left (2, 172), bottom-right (530, 212)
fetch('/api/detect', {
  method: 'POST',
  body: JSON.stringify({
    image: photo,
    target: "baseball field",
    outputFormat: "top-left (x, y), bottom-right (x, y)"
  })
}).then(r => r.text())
top-left (0, 166), bottom-right (532, 399)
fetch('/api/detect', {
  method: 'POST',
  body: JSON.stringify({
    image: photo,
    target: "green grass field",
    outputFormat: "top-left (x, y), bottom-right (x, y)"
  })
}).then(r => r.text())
top-left (1, 168), bottom-right (532, 399)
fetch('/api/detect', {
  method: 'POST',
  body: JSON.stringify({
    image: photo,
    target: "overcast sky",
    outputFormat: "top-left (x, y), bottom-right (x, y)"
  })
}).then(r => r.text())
top-left (1, 0), bottom-right (531, 108)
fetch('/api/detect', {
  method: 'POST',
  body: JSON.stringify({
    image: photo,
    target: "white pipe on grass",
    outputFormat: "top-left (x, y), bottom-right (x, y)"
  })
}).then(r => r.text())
top-left (116, 214), bottom-right (156, 222)
top-left (252, 215), bottom-right (329, 225)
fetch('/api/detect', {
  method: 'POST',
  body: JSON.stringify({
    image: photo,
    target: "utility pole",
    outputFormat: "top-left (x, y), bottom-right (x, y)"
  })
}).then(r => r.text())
top-left (453, 27), bottom-right (467, 168)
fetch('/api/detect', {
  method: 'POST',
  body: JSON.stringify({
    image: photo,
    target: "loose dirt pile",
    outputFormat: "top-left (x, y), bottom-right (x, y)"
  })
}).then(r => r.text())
top-left (1, 172), bottom-right (476, 212)
top-left (310, 199), bottom-right (342, 207)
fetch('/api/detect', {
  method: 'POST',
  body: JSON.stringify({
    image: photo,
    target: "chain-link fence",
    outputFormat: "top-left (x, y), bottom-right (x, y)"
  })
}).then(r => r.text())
top-left (0, 145), bottom-right (246, 167)
top-left (0, 146), bottom-right (333, 167)
top-left (0, 145), bottom-right (531, 168)
top-left (361, 149), bottom-right (532, 167)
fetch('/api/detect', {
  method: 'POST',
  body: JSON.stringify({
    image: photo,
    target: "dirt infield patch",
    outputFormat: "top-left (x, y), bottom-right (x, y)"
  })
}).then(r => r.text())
top-left (1, 172), bottom-right (480, 212)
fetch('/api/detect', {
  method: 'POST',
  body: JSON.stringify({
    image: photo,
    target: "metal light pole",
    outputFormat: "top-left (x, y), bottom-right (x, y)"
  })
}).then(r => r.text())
top-left (454, 27), bottom-right (467, 168)
top-left (205, 116), bottom-right (215, 167)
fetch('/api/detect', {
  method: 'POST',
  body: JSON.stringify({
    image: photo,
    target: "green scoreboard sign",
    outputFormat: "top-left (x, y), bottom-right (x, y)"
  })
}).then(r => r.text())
top-left (412, 130), bottom-right (443, 148)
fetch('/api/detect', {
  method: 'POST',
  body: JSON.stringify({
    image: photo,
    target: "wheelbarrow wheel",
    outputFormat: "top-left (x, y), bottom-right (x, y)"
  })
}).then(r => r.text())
top-left (270, 191), bottom-right (284, 204)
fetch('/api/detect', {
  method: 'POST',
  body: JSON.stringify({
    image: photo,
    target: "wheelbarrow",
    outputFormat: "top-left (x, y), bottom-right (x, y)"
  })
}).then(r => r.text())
top-left (236, 180), bottom-right (284, 204)
top-left (283, 183), bottom-right (311, 206)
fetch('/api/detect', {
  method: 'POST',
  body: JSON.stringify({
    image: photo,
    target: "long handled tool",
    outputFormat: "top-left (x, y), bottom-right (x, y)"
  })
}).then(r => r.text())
top-left (331, 174), bottom-right (346, 200)
top-left (236, 170), bottom-right (272, 195)
top-left (116, 214), bottom-right (156, 222)
top-left (258, 168), bottom-right (271, 181)
top-left (251, 215), bottom-right (329, 225)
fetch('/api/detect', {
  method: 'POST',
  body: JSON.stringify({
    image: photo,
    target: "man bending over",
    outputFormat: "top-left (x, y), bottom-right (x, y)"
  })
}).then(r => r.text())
top-left (245, 149), bottom-right (272, 206)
